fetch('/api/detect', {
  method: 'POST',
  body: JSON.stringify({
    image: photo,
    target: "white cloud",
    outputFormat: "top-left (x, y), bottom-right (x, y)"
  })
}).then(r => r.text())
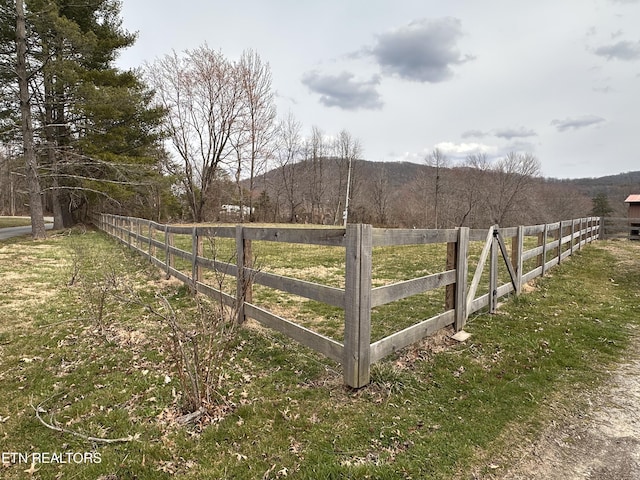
top-left (434, 141), bottom-right (498, 156)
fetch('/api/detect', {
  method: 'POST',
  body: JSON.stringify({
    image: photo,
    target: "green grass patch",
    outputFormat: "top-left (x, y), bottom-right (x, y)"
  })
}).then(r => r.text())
top-left (0, 230), bottom-right (638, 479)
top-left (0, 216), bottom-right (33, 228)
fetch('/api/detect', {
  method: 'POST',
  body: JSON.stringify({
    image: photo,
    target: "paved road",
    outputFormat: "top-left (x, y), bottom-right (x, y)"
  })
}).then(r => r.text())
top-left (0, 223), bottom-right (53, 240)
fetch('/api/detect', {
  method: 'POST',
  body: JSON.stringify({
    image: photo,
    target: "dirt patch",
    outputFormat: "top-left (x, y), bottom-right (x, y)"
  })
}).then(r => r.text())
top-left (105, 325), bottom-right (151, 349)
top-left (478, 330), bottom-right (640, 480)
top-left (147, 275), bottom-right (185, 290)
top-left (392, 326), bottom-right (457, 370)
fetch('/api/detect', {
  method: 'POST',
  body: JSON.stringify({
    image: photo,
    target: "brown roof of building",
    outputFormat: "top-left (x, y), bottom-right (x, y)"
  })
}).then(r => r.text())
top-left (625, 194), bottom-right (640, 203)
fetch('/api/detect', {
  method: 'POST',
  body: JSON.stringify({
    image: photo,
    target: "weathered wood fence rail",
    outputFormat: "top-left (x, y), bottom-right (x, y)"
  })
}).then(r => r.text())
top-left (96, 214), bottom-right (601, 388)
top-left (601, 216), bottom-right (639, 240)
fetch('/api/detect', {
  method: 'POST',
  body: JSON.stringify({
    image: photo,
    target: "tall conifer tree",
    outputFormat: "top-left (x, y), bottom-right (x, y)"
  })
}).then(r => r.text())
top-left (1, 0), bottom-right (167, 226)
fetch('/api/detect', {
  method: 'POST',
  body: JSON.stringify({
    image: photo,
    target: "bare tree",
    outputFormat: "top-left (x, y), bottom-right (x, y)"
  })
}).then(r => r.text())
top-left (370, 164), bottom-right (392, 226)
top-left (146, 45), bottom-right (243, 222)
top-left (453, 153), bottom-right (492, 227)
top-left (332, 130), bottom-right (361, 226)
top-left (425, 148), bottom-right (449, 229)
top-left (15, 0), bottom-right (45, 238)
top-left (273, 112), bottom-right (303, 222)
top-left (534, 181), bottom-right (591, 223)
top-left (306, 126), bottom-right (326, 223)
top-left (488, 152), bottom-right (541, 225)
top-left (233, 49), bottom-right (277, 221)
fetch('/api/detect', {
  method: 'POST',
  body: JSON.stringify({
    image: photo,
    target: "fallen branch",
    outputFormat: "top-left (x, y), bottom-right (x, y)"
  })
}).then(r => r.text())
top-left (31, 400), bottom-right (139, 444)
top-left (175, 407), bottom-right (205, 425)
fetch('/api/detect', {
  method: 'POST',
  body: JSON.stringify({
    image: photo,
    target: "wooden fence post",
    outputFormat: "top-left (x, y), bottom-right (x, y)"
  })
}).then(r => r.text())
top-left (597, 217), bottom-right (602, 241)
top-left (454, 227), bottom-right (469, 331)
top-left (586, 217), bottom-right (591, 243)
top-left (191, 226), bottom-right (203, 292)
top-left (541, 224), bottom-right (549, 276)
top-left (136, 218), bottom-right (142, 250)
top-left (489, 227), bottom-right (498, 313)
top-left (513, 225), bottom-right (523, 295)
top-left (570, 219), bottom-right (575, 255)
top-left (148, 220), bottom-right (154, 260)
top-left (236, 226), bottom-right (253, 324)
top-left (344, 224), bottom-right (372, 388)
top-left (558, 221), bottom-right (564, 265)
top-left (537, 230), bottom-right (544, 270)
top-left (578, 218), bottom-right (584, 250)
top-left (164, 225), bottom-right (173, 279)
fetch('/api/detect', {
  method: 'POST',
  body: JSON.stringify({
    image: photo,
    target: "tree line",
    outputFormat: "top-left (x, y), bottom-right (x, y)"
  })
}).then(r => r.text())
top-left (253, 150), bottom-right (596, 228)
top-left (1, 0), bottom-right (169, 237)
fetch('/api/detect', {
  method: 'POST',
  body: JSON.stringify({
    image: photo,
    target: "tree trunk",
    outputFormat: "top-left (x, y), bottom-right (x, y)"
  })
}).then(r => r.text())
top-left (43, 46), bottom-right (65, 230)
top-left (16, 0), bottom-right (46, 239)
top-left (51, 171), bottom-right (68, 229)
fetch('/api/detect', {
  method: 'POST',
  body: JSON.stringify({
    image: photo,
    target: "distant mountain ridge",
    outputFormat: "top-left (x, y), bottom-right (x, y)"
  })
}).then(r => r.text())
top-left (250, 158), bottom-right (639, 225)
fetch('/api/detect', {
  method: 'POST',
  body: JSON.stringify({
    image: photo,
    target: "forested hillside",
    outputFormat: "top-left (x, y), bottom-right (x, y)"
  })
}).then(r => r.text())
top-left (248, 158), bottom-right (639, 228)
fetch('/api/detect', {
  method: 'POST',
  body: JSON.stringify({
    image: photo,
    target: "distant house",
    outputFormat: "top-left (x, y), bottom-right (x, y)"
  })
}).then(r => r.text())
top-left (624, 194), bottom-right (640, 240)
top-left (220, 204), bottom-right (253, 217)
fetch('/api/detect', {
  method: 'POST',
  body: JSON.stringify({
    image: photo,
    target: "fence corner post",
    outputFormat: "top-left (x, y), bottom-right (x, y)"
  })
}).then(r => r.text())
top-left (344, 224), bottom-right (372, 388)
top-left (454, 227), bottom-right (469, 332)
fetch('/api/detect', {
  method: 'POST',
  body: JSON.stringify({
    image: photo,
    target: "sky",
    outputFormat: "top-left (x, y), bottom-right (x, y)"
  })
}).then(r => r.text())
top-left (116, 0), bottom-right (640, 180)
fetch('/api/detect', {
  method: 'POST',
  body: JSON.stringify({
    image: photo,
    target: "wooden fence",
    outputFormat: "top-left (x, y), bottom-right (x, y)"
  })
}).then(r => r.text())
top-left (96, 214), bottom-right (601, 388)
top-left (601, 216), bottom-right (639, 240)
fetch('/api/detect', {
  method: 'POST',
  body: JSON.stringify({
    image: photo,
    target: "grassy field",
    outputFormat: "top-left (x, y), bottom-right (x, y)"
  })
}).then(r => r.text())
top-left (147, 228), bottom-right (532, 343)
top-left (0, 217), bottom-right (33, 228)
top-left (0, 228), bottom-right (638, 479)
